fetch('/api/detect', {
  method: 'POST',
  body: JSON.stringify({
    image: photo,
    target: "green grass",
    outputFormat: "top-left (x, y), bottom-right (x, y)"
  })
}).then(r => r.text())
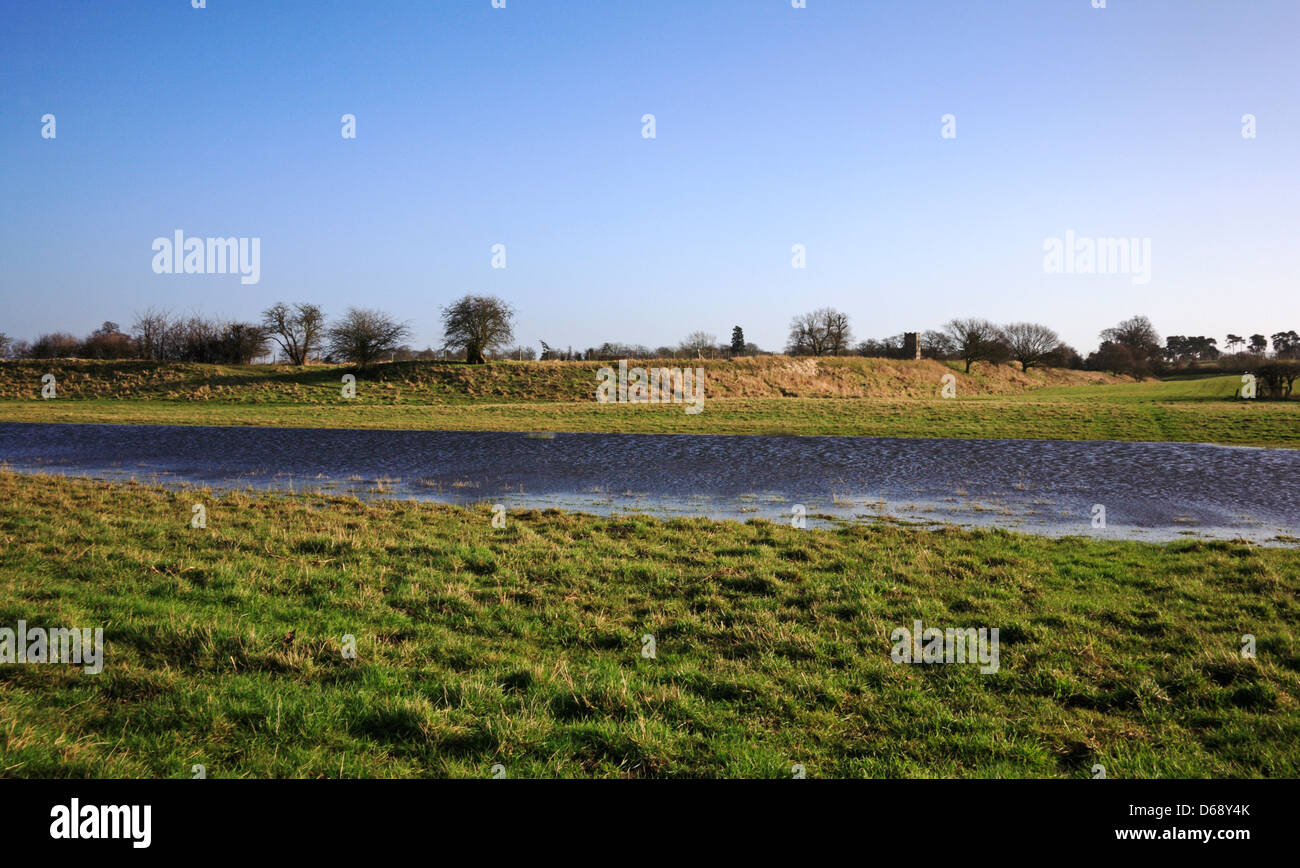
top-left (2, 361), bottom-right (1294, 446)
top-left (2, 471), bottom-right (1296, 778)
top-left (1020, 376), bottom-right (1248, 402)
top-left (2, 392), bottom-right (1297, 446)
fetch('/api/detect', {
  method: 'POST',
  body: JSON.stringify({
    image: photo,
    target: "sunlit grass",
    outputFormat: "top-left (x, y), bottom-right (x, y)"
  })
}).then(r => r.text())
top-left (1, 471), bottom-right (1296, 778)
top-left (2, 393), bottom-right (1296, 447)
top-left (2, 363), bottom-right (1294, 447)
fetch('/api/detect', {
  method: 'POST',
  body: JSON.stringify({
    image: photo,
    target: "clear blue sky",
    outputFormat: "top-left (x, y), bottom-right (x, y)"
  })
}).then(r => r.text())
top-left (2, 0), bottom-right (1296, 355)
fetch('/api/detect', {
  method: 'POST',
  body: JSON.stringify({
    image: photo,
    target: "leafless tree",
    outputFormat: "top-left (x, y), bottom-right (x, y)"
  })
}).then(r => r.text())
top-left (921, 329), bottom-right (956, 360)
top-left (1003, 322), bottom-right (1061, 371)
top-left (679, 331), bottom-right (717, 358)
top-left (325, 307), bottom-right (411, 367)
top-left (132, 307), bottom-right (174, 361)
top-left (787, 311), bottom-right (825, 355)
top-left (787, 308), bottom-right (853, 356)
top-left (824, 310), bottom-right (853, 355)
top-left (261, 302), bottom-right (325, 365)
top-left (943, 318), bottom-right (1009, 373)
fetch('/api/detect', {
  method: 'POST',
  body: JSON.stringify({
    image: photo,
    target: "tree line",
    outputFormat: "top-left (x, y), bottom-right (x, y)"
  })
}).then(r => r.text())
top-left (2, 304), bottom-right (414, 368)
top-left (0, 296), bottom-right (528, 367)
top-left (782, 312), bottom-right (1076, 373)
top-left (2, 297), bottom-right (1296, 396)
top-left (783, 310), bottom-right (1297, 378)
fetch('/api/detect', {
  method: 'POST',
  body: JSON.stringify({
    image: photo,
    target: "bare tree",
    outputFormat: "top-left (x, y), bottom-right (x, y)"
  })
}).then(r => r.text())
top-left (786, 308), bottom-right (853, 356)
top-left (825, 311), bottom-right (852, 355)
top-left (679, 331), bottom-right (717, 358)
top-left (921, 329), bottom-right (956, 360)
top-left (440, 295), bottom-right (515, 364)
top-left (326, 307), bottom-right (411, 367)
top-left (787, 311), bottom-right (826, 355)
top-left (1101, 315), bottom-right (1161, 353)
top-left (132, 307), bottom-right (173, 361)
top-left (943, 318), bottom-right (1008, 373)
top-left (261, 302), bottom-right (325, 365)
top-left (220, 322), bottom-right (271, 364)
top-left (1003, 322), bottom-right (1061, 371)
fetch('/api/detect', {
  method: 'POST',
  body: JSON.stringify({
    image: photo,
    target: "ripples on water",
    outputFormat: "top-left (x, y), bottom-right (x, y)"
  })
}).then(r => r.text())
top-left (1, 422), bottom-right (1296, 545)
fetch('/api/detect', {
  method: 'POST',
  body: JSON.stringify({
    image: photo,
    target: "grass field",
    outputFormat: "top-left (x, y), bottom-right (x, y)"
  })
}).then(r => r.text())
top-left (3, 395), bottom-right (1298, 446)
top-left (1, 359), bottom-right (1296, 447)
top-left (0, 357), bottom-right (1123, 403)
top-left (1, 471), bottom-right (1296, 778)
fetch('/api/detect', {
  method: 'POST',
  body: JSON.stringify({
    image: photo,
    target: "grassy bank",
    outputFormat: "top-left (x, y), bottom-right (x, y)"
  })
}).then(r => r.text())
top-left (1, 361), bottom-right (1297, 446)
top-left (0, 357), bottom-right (1123, 403)
top-left (1, 472), bottom-right (1296, 778)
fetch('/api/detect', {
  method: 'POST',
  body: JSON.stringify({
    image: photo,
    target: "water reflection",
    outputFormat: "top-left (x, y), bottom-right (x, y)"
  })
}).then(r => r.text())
top-left (1, 422), bottom-right (1296, 545)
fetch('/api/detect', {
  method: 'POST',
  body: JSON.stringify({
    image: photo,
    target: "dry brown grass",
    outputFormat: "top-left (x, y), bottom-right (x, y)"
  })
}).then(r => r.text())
top-left (685, 356), bottom-right (1123, 398)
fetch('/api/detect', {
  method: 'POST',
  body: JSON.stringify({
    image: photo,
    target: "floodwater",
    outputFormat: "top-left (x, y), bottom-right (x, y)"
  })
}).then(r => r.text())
top-left (1, 422), bottom-right (1296, 545)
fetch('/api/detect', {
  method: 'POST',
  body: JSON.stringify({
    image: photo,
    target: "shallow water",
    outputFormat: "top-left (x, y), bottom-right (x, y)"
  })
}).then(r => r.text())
top-left (1, 422), bottom-right (1296, 545)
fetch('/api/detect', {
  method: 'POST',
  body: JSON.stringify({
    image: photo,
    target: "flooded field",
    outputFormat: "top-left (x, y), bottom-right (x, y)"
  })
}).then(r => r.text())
top-left (1, 422), bottom-right (1296, 544)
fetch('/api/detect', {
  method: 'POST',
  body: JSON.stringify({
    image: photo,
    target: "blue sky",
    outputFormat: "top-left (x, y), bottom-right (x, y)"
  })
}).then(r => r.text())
top-left (2, 0), bottom-right (1296, 355)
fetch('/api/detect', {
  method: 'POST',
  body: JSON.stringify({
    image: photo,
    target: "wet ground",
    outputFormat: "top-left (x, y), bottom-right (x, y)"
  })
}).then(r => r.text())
top-left (1, 422), bottom-right (1296, 544)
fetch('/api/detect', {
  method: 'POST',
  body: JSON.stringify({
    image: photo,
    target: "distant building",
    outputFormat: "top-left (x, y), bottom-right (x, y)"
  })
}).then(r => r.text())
top-left (903, 332), bottom-right (921, 360)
